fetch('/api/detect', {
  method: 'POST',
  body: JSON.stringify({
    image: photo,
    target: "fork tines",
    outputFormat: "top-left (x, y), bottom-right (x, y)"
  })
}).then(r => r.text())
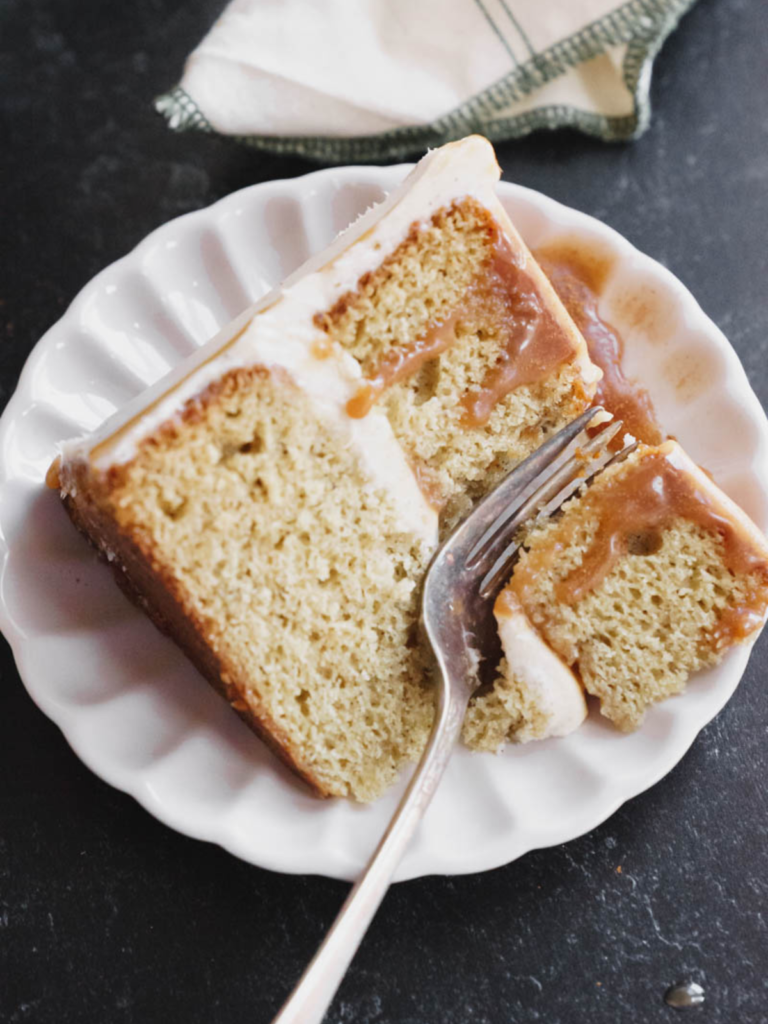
top-left (473, 412), bottom-right (636, 600)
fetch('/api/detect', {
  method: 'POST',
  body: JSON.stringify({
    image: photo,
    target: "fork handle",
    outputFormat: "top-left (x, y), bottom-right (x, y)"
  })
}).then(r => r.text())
top-left (270, 686), bottom-right (467, 1024)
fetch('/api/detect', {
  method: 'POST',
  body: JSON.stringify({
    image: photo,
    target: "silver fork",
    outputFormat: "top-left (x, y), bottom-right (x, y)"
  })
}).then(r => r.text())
top-left (271, 406), bottom-right (634, 1024)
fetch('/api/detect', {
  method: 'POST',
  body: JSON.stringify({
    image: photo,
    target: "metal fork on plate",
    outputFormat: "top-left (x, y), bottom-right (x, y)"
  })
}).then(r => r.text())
top-left (272, 406), bottom-right (635, 1024)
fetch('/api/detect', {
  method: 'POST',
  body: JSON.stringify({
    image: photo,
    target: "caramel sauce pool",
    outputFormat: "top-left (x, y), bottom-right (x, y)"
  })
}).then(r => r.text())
top-left (535, 244), bottom-right (665, 445)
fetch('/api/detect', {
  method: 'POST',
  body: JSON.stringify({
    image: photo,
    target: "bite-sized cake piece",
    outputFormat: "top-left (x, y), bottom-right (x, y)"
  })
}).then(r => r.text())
top-left (462, 602), bottom-right (587, 753)
top-left (475, 440), bottom-right (768, 736)
top-left (49, 135), bottom-right (603, 800)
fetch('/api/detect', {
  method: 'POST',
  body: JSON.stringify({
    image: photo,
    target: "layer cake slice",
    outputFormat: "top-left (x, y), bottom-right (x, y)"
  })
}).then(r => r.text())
top-left (466, 440), bottom-right (768, 747)
top-left (48, 136), bottom-right (604, 799)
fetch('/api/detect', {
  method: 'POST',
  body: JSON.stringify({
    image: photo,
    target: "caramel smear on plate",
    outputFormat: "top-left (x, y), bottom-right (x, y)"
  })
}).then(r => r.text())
top-left (536, 243), bottom-right (665, 445)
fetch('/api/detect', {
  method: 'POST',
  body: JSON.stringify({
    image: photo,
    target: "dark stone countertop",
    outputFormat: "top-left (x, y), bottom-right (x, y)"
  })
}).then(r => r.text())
top-left (2, 1), bottom-right (767, 1021)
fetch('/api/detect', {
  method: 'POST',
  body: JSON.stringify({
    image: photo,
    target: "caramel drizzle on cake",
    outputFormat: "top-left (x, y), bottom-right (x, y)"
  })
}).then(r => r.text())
top-left (345, 309), bottom-right (463, 419)
top-left (344, 224), bottom-right (578, 427)
top-left (506, 448), bottom-right (768, 648)
top-left (459, 234), bottom-right (575, 427)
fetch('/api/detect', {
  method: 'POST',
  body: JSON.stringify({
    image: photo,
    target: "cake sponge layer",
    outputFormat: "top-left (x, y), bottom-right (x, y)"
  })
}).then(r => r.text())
top-left (319, 196), bottom-right (596, 528)
top-left (61, 366), bottom-right (435, 800)
top-left (494, 441), bottom-right (768, 731)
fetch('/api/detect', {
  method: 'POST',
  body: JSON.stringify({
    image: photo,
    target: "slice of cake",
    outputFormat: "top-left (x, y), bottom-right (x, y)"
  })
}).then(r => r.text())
top-left (56, 357), bottom-right (438, 801)
top-left (313, 137), bottom-right (601, 528)
top-left (462, 603), bottom-right (587, 753)
top-left (469, 440), bottom-right (768, 740)
top-left (49, 136), bottom-right (603, 799)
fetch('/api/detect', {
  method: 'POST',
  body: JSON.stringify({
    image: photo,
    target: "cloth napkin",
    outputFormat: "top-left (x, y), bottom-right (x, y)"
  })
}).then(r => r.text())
top-left (156, 0), bottom-right (698, 163)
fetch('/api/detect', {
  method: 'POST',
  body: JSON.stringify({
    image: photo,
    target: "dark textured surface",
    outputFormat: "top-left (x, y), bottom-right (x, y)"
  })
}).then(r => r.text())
top-left (2, 0), bottom-right (768, 1021)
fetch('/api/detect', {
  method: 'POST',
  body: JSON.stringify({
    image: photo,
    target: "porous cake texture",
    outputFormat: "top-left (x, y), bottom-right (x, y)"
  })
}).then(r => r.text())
top-left (61, 367), bottom-right (434, 800)
top-left (51, 136), bottom-right (604, 800)
top-left (472, 441), bottom-right (768, 739)
top-left (319, 194), bottom-right (598, 530)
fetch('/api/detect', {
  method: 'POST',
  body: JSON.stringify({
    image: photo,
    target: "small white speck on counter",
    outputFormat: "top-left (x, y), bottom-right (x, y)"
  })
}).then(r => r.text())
top-left (665, 981), bottom-right (705, 1009)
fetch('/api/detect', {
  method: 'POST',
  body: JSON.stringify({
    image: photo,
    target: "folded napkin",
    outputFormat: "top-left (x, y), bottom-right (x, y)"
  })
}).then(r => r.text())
top-left (156, 0), bottom-right (698, 163)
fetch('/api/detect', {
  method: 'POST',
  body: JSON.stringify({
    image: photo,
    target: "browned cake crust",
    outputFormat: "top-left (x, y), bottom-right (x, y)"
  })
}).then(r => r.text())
top-left (61, 489), bottom-right (330, 797)
top-left (59, 377), bottom-right (331, 798)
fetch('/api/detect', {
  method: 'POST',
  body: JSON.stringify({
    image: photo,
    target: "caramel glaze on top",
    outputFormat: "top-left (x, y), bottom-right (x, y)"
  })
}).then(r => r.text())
top-left (504, 448), bottom-right (768, 651)
top-left (535, 245), bottom-right (665, 445)
top-left (346, 227), bottom-right (576, 424)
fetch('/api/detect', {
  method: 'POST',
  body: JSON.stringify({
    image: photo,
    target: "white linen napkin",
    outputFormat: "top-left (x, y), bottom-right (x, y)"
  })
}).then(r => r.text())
top-left (156, 0), bottom-right (698, 162)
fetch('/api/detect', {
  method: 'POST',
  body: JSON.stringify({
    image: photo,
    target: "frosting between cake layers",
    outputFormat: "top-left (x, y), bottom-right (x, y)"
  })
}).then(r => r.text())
top-left (63, 316), bottom-right (440, 545)
top-left (66, 139), bottom-right (501, 447)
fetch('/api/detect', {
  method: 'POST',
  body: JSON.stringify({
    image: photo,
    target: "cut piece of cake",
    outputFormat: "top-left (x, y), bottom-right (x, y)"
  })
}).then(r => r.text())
top-left (55, 357), bottom-right (438, 802)
top-left (462, 603), bottom-right (587, 753)
top-left (470, 440), bottom-right (768, 738)
top-left (49, 135), bottom-right (603, 800)
top-left (313, 136), bottom-right (601, 528)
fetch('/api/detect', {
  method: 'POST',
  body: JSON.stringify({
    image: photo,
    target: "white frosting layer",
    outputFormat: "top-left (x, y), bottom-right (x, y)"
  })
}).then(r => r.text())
top-left (661, 440), bottom-right (768, 563)
top-left (495, 602), bottom-right (587, 740)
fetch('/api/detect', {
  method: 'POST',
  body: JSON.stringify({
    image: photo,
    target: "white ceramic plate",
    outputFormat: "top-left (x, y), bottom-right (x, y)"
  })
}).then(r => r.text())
top-left (2, 166), bottom-right (767, 882)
